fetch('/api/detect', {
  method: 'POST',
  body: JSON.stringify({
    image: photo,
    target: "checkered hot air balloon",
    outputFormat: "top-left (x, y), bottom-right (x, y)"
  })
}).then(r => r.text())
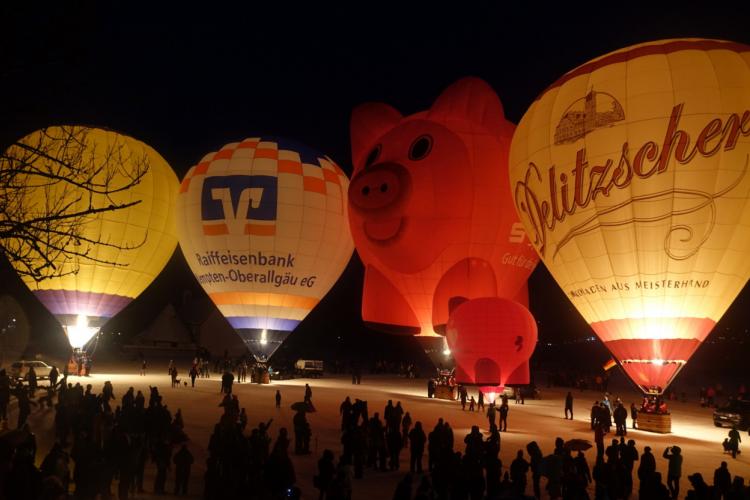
top-left (175, 137), bottom-right (354, 361)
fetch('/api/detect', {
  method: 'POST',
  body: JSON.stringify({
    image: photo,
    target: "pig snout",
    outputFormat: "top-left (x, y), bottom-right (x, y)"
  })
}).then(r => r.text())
top-left (349, 163), bottom-right (409, 211)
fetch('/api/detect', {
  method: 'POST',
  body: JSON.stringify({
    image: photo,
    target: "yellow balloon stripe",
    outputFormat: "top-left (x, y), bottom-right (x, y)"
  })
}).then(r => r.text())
top-left (208, 291), bottom-right (318, 310)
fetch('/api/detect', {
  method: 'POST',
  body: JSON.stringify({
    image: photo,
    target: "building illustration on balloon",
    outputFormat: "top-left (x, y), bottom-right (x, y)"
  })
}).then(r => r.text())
top-left (5, 126), bottom-right (180, 364)
top-left (176, 137), bottom-right (354, 363)
top-left (509, 38), bottom-right (750, 416)
top-left (347, 77), bottom-right (539, 400)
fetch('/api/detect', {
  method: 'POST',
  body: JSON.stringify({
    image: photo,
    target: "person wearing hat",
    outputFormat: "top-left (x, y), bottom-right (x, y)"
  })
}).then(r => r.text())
top-left (663, 445), bottom-right (683, 499)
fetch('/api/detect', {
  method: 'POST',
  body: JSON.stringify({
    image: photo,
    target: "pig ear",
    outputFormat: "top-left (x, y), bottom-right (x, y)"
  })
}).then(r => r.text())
top-left (428, 77), bottom-right (507, 134)
top-left (350, 103), bottom-right (402, 168)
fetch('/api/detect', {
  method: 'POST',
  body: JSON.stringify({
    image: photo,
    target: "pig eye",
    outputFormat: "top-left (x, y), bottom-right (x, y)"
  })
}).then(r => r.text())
top-left (364, 144), bottom-right (381, 168)
top-left (409, 135), bottom-right (432, 161)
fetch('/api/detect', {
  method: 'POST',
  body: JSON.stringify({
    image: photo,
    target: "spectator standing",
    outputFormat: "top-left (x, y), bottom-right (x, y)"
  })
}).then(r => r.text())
top-left (663, 445), bottom-right (683, 499)
top-left (564, 391), bottom-right (573, 419)
top-left (408, 422), bottom-right (426, 473)
top-left (173, 444), bottom-right (193, 496)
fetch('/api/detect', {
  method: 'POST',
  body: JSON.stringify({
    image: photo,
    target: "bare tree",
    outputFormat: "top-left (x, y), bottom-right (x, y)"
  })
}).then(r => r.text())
top-left (0, 126), bottom-right (150, 281)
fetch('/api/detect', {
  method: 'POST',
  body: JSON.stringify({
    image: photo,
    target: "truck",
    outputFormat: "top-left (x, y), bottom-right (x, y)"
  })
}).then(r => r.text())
top-left (294, 359), bottom-right (324, 378)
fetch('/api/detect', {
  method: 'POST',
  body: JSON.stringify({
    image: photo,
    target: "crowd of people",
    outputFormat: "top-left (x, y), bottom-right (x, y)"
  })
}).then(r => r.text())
top-left (0, 368), bottom-right (191, 499)
top-left (2, 358), bottom-right (750, 499)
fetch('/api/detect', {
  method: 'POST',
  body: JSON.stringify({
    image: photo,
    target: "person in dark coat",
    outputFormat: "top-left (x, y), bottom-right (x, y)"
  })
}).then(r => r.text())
top-left (564, 391), bottom-right (574, 419)
top-left (189, 365), bottom-right (198, 388)
top-left (498, 401), bottom-right (509, 432)
top-left (173, 443), bottom-right (193, 496)
top-left (14, 385), bottom-right (35, 429)
top-left (49, 365), bottom-right (59, 389)
top-left (590, 401), bottom-right (600, 430)
top-left (221, 371), bottom-right (234, 394)
top-left (526, 441), bottom-right (544, 500)
top-left (0, 369), bottom-right (10, 425)
top-left (486, 403), bottom-right (497, 430)
top-left (152, 439), bottom-right (172, 494)
top-left (509, 449), bottom-right (529, 496)
top-left (630, 402), bottom-right (638, 429)
top-left (26, 365), bottom-right (38, 397)
top-left (727, 427), bottom-right (741, 459)
top-left (613, 403), bottom-right (628, 436)
top-left (315, 449), bottom-right (335, 500)
top-left (663, 445), bottom-right (683, 499)
top-left (638, 445), bottom-right (656, 495)
top-left (293, 409), bottom-right (312, 455)
top-left (408, 422), bottom-right (426, 473)
top-left (713, 461), bottom-right (731, 498)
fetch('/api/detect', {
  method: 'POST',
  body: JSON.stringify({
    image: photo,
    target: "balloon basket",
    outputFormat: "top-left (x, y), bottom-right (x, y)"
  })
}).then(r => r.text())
top-left (637, 412), bottom-right (671, 434)
top-left (434, 385), bottom-right (456, 401)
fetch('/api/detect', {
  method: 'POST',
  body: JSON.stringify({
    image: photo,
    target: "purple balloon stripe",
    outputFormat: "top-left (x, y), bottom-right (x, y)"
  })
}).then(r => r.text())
top-left (33, 290), bottom-right (132, 318)
top-left (226, 316), bottom-right (300, 332)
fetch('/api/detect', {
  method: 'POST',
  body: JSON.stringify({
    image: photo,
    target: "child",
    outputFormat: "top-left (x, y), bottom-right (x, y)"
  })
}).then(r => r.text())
top-left (469, 396), bottom-right (476, 412)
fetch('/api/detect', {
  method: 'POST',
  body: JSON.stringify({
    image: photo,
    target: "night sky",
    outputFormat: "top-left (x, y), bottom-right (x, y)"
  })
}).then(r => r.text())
top-left (2, 3), bottom-right (750, 361)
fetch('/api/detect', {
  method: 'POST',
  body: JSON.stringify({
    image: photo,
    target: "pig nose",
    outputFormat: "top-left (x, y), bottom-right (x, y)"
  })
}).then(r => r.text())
top-left (349, 164), bottom-right (407, 210)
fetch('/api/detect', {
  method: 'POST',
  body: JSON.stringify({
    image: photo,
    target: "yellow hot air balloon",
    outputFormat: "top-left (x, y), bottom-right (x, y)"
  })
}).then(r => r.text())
top-left (3, 126), bottom-right (179, 349)
top-left (509, 39), bottom-right (750, 394)
top-left (175, 137), bottom-right (354, 360)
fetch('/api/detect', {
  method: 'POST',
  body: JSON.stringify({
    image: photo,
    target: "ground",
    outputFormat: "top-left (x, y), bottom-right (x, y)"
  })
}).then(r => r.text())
top-left (11, 361), bottom-right (748, 499)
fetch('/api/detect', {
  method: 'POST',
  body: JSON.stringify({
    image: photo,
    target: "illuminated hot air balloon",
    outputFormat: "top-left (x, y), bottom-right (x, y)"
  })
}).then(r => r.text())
top-left (446, 297), bottom-right (537, 402)
top-left (509, 39), bottom-right (750, 394)
top-left (176, 137), bottom-right (353, 361)
top-left (3, 126), bottom-right (179, 349)
top-left (348, 78), bottom-right (537, 363)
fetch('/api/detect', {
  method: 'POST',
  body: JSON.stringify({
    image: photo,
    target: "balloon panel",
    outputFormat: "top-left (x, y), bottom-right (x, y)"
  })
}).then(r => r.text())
top-left (176, 138), bottom-right (354, 351)
top-left (349, 78), bottom-right (538, 337)
top-left (5, 127), bottom-right (179, 323)
top-left (506, 282), bottom-right (531, 385)
top-left (509, 39), bottom-right (750, 392)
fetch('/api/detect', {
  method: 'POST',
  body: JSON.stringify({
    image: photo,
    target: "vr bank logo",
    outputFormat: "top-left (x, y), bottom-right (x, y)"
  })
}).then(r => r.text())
top-left (201, 175), bottom-right (278, 236)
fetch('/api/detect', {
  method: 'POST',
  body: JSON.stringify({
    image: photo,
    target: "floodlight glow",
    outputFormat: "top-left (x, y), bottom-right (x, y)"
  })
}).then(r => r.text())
top-left (64, 314), bottom-right (99, 349)
top-left (260, 329), bottom-right (268, 345)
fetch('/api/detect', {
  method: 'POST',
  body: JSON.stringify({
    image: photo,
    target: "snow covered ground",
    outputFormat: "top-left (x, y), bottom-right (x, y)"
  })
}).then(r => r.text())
top-left (14, 362), bottom-right (750, 499)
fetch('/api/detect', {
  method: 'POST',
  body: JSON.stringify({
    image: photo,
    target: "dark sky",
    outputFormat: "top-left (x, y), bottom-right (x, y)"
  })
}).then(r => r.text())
top-left (2, 3), bottom-right (750, 356)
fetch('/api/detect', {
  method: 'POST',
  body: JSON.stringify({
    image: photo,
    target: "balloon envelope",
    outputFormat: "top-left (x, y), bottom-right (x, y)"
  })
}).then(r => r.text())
top-left (446, 297), bottom-right (537, 393)
top-left (348, 77), bottom-right (537, 341)
top-left (4, 126), bottom-right (179, 348)
top-left (176, 137), bottom-right (353, 360)
top-left (509, 39), bottom-right (750, 393)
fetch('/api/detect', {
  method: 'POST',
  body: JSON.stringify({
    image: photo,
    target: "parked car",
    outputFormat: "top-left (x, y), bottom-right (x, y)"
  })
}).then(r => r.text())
top-left (713, 399), bottom-right (750, 430)
top-left (294, 359), bottom-right (324, 378)
top-left (10, 360), bottom-right (55, 381)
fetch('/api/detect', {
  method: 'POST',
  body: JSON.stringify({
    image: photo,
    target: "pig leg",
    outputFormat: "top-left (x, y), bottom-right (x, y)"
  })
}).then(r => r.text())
top-left (432, 257), bottom-right (497, 334)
